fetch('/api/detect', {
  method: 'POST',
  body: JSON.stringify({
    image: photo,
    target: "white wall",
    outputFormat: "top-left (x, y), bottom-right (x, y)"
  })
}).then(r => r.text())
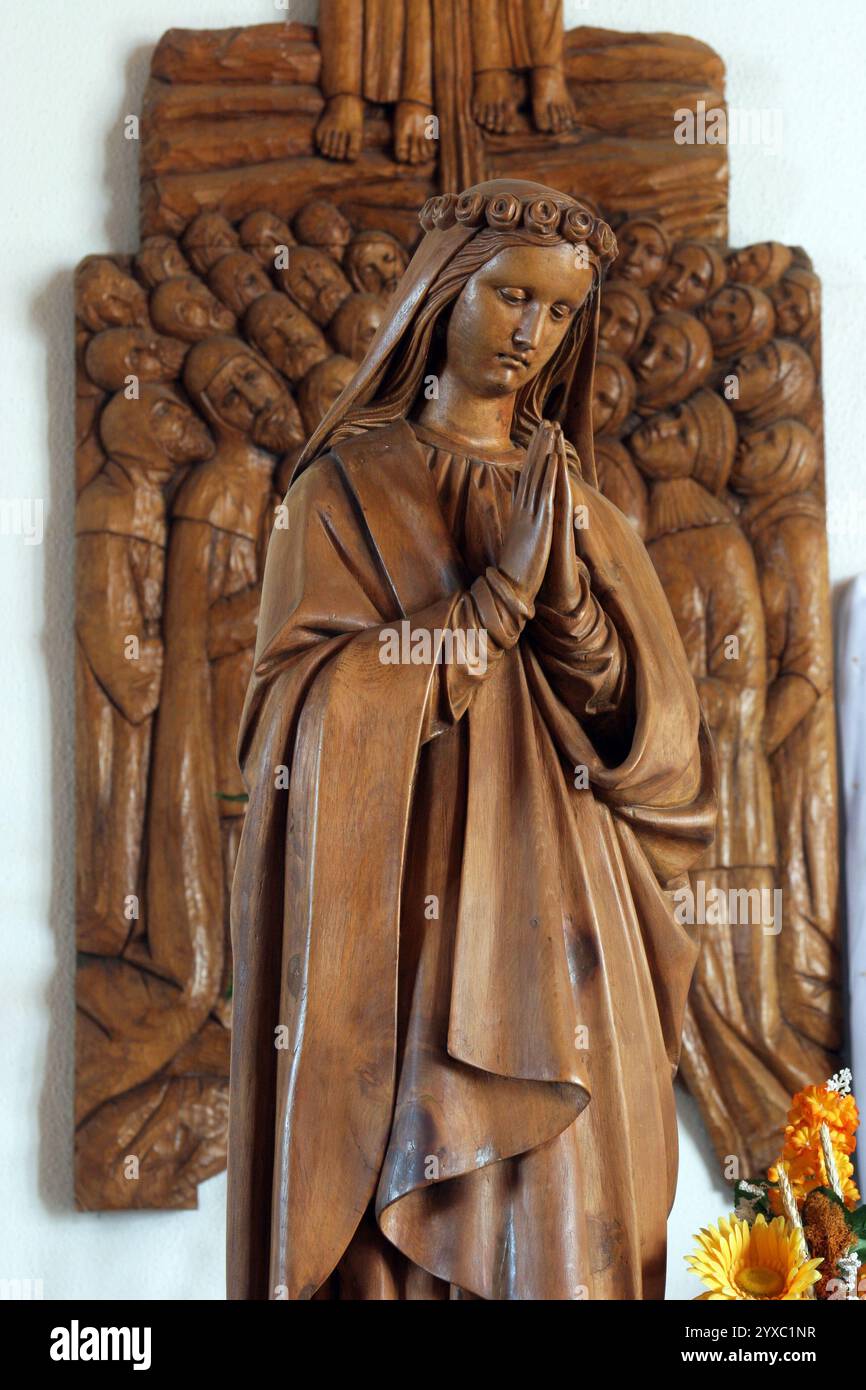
top-left (1, 0), bottom-right (862, 1303)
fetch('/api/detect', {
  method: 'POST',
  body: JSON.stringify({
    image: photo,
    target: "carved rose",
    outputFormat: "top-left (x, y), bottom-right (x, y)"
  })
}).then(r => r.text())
top-left (524, 198), bottom-right (561, 236)
top-left (564, 206), bottom-right (594, 242)
top-left (485, 194), bottom-right (522, 230)
top-left (597, 223), bottom-right (618, 261)
top-left (430, 194), bottom-right (457, 229)
top-left (455, 192), bottom-right (486, 226)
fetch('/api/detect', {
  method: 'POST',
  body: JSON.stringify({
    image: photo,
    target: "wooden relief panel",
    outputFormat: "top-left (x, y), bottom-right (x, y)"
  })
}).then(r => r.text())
top-left (590, 234), bottom-right (840, 1174)
top-left (74, 12), bottom-right (837, 1207)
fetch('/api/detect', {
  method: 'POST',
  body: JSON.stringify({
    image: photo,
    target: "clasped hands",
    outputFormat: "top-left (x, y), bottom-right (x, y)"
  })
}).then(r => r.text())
top-left (497, 420), bottom-right (588, 614)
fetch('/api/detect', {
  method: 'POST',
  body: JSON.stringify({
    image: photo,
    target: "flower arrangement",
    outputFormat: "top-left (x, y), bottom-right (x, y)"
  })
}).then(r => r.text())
top-left (686, 1068), bottom-right (865, 1300)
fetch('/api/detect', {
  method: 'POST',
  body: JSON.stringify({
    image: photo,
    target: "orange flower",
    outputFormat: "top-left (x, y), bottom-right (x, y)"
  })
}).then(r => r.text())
top-left (767, 1082), bottom-right (860, 1212)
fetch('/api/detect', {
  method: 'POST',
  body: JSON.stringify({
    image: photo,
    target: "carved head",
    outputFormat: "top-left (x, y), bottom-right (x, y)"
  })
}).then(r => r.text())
top-left (99, 383), bottom-right (214, 481)
top-left (598, 282), bottom-right (652, 358)
top-left (181, 212), bottom-right (241, 276)
top-left (592, 352), bottom-right (636, 435)
top-left (207, 251), bottom-right (273, 317)
top-left (631, 311), bottom-right (713, 412)
top-left (652, 240), bottom-right (726, 313)
top-left (297, 355), bottom-right (357, 433)
top-left (726, 241), bottom-right (793, 289)
top-left (245, 292), bottom-right (330, 382)
top-left (294, 200), bottom-right (353, 262)
top-left (294, 182), bottom-right (619, 478)
top-left (75, 257), bottom-right (149, 332)
top-left (730, 338), bottom-right (816, 428)
top-left (768, 268), bottom-right (821, 340)
top-left (150, 276), bottom-right (237, 343)
top-left (731, 418), bottom-right (820, 497)
top-left (631, 387), bottom-right (736, 491)
top-left (608, 217), bottom-right (670, 289)
top-left (239, 210), bottom-right (296, 270)
top-left (183, 335), bottom-right (304, 452)
top-left (329, 292), bottom-right (389, 361)
top-left (134, 236), bottom-right (191, 289)
top-left (276, 246), bottom-right (352, 326)
top-left (699, 284), bottom-right (775, 359)
top-left (85, 327), bottom-right (187, 391)
top-left (344, 230), bottom-right (409, 295)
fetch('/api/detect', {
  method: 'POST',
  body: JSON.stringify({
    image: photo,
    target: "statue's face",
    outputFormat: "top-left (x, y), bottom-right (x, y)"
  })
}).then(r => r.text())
top-left (727, 242), bottom-right (773, 284)
top-left (77, 260), bottom-right (148, 332)
top-left (331, 293), bottom-right (387, 361)
top-left (135, 237), bottom-right (189, 288)
top-left (592, 360), bottom-right (629, 435)
top-left (345, 234), bottom-right (408, 295)
top-left (653, 245), bottom-right (716, 311)
top-left (241, 212), bottom-right (294, 269)
top-left (280, 248), bottom-right (351, 325)
top-left (733, 341), bottom-right (779, 410)
top-left (183, 214), bottom-right (240, 276)
top-left (629, 404), bottom-right (698, 473)
top-left (208, 252), bottom-right (273, 316)
top-left (613, 222), bottom-right (667, 288)
top-left (769, 279), bottom-right (811, 337)
top-left (295, 201), bottom-right (352, 260)
top-left (87, 327), bottom-right (187, 390)
top-left (299, 355), bottom-right (356, 431)
top-left (248, 299), bottom-right (329, 381)
top-left (149, 394), bottom-right (213, 467)
top-left (700, 285), bottom-right (752, 345)
top-left (151, 276), bottom-right (236, 342)
top-left (444, 242), bottom-right (593, 399)
top-left (205, 353), bottom-right (301, 451)
top-left (632, 320), bottom-right (690, 397)
top-left (599, 285), bottom-right (647, 357)
top-left (735, 421), bottom-right (788, 475)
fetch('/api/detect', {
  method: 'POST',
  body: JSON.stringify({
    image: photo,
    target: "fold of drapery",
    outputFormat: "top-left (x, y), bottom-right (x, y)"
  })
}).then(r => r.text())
top-left (226, 420), bottom-right (715, 1300)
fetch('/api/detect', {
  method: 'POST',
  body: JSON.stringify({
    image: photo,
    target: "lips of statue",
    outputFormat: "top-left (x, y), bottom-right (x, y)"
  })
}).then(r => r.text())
top-left (443, 242), bottom-right (593, 400)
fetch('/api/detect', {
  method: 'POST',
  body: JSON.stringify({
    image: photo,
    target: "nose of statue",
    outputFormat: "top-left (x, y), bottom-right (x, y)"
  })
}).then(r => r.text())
top-left (513, 309), bottom-right (544, 352)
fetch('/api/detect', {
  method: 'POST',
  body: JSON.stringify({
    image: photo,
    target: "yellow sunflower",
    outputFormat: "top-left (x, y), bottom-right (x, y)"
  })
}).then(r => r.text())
top-left (686, 1214), bottom-right (822, 1300)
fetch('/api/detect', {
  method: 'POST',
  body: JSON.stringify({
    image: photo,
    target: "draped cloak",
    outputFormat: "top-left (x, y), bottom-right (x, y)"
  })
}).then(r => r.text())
top-left (226, 415), bottom-right (716, 1300)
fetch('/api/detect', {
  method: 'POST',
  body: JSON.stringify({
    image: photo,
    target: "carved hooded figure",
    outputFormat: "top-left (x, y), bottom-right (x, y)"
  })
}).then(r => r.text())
top-left (227, 180), bottom-right (715, 1301)
top-left (731, 420), bottom-right (840, 1057)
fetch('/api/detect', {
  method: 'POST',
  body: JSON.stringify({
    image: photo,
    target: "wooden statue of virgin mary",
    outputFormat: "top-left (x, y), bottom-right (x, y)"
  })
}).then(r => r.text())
top-left (226, 179), bottom-right (717, 1301)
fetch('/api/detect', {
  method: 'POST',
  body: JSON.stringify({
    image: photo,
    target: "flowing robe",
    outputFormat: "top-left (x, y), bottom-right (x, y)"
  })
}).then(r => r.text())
top-left (227, 418), bottom-right (715, 1300)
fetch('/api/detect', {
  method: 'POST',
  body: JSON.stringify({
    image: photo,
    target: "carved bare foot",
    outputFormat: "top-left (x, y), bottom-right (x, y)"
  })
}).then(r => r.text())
top-left (531, 65), bottom-right (576, 134)
top-left (472, 69), bottom-right (518, 134)
top-left (315, 94), bottom-right (364, 162)
top-left (394, 101), bottom-right (433, 165)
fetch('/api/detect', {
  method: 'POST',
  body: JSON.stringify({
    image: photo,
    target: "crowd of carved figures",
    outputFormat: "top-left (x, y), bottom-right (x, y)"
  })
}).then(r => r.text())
top-left (588, 218), bottom-right (838, 1173)
top-left (74, 203), bottom-right (409, 1206)
top-left (74, 195), bottom-right (838, 1202)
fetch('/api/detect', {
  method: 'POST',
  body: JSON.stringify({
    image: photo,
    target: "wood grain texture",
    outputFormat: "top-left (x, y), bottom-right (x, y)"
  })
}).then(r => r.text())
top-left (75, 10), bottom-right (838, 1226)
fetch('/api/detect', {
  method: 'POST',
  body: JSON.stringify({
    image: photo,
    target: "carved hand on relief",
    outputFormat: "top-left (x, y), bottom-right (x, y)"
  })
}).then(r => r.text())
top-left (695, 675), bottom-right (739, 736)
top-left (207, 587), bottom-right (261, 661)
top-left (497, 420), bottom-right (557, 602)
top-left (764, 672), bottom-right (818, 755)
